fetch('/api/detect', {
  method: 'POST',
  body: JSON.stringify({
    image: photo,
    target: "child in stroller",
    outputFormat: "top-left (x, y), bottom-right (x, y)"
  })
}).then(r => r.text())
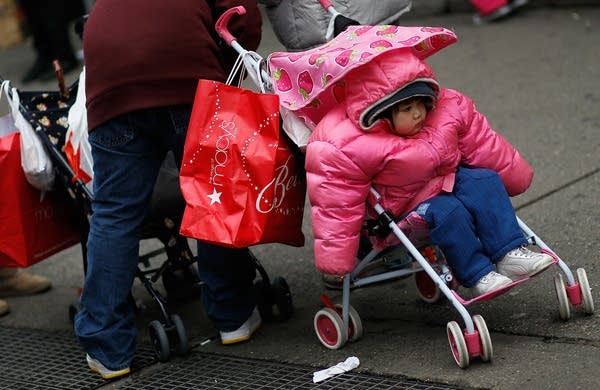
top-left (216, 6), bottom-right (594, 368)
top-left (263, 23), bottom-right (594, 367)
top-left (306, 52), bottom-right (554, 296)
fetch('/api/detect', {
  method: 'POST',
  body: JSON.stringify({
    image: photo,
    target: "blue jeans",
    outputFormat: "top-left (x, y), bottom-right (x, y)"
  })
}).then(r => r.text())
top-left (415, 167), bottom-right (527, 287)
top-left (74, 106), bottom-right (256, 370)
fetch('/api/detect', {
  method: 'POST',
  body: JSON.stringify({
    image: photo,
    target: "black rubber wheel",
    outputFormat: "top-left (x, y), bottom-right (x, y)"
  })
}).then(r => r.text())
top-left (162, 264), bottom-right (202, 302)
top-left (148, 320), bottom-right (170, 362)
top-left (270, 277), bottom-right (294, 322)
top-left (254, 279), bottom-right (272, 321)
top-left (68, 302), bottom-right (80, 325)
top-left (169, 314), bottom-right (190, 356)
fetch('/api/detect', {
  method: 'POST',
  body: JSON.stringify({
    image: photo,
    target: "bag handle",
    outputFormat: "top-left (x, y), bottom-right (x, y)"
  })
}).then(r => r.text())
top-left (0, 80), bottom-right (16, 138)
top-left (0, 80), bottom-right (21, 131)
top-left (6, 83), bottom-right (23, 119)
top-left (0, 80), bottom-right (22, 117)
top-left (0, 80), bottom-right (10, 106)
top-left (225, 53), bottom-right (248, 87)
top-left (225, 51), bottom-right (269, 93)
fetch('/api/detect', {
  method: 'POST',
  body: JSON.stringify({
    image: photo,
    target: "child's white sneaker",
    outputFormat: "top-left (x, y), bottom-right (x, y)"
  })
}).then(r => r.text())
top-left (496, 245), bottom-right (554, 280)
top-left (220, 307), bottom-right (262, 345)
top-left (86, 354), bottom-right (130, 379)
top-left (472, 271), bottom-right (512, 296)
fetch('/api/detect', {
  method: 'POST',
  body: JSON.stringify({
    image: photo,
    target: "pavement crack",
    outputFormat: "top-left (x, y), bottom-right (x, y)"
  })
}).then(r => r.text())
top-left (541, 335), bottom-right (600, 348)
top-left (516, 167), bottom-right (600, 211)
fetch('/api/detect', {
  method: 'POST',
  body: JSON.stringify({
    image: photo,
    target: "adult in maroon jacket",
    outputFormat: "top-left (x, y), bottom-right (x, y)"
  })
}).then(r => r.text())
top-left (74, 0), bottom-right (262, 379)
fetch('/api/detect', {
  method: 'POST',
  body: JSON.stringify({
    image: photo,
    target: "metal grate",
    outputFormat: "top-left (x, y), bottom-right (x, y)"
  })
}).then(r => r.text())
top-left (0, 327), bottom-right (467, 389)
top-left (0, 326), bottom-right (156, 390)
top-left (117, 352), bottom-right (465, 390)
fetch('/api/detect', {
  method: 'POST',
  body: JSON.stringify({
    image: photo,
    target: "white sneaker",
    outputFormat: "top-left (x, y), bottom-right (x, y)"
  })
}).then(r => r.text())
top-left (472, 271), bottom-right (512, 296)
top-left (86, 354), bottom-right (130, 379)
top-left (220, 307), bottom-right (262, 345)
top-left (496, 245), bottom-right (554, 280)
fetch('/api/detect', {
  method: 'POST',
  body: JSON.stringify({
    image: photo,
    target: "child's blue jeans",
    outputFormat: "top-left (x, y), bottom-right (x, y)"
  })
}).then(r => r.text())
top-left (415, 167), bottom-right (527, 287)
top-left (74, 105), bottom-right (256, 370)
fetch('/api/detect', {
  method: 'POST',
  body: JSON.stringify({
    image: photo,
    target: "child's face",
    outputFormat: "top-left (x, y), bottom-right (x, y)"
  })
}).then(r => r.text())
top-left (390, 98), bottom-right (428, 136)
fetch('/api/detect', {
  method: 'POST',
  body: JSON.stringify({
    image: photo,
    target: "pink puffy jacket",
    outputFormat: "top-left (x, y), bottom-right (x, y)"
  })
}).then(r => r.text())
top-left (305, 51), bottom-right (533, 275)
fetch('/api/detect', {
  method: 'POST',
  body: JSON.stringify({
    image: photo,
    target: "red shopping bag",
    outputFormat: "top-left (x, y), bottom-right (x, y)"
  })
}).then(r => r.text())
top-left (179, 80), bottom-right (306, 248)
top-left (0, 131), bottom-right (80, 267)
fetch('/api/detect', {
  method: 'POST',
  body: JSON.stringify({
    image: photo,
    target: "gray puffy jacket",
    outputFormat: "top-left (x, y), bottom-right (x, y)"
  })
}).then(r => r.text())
top-left (260, 0), bottom-right (412, 51)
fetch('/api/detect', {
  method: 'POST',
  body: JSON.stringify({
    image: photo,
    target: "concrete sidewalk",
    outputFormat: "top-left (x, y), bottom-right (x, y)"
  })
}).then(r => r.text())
top-left (1, 3), bottom-right (599, 390)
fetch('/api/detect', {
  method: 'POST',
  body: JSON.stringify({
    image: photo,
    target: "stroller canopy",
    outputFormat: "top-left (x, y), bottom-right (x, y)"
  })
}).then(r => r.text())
top-left (267, 25), bottom-right (457, 128)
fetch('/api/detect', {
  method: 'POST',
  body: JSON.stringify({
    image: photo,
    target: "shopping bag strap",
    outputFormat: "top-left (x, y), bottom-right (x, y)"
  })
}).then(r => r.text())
top-left (243, 51), bottom-right (268, 93)
top-left (0, 80), bottom-right (10, 106)
top-left (2, 81), bottom-right (22, 118)
top-left (225, 50), bottom-right (268, 93)
top-left (225, 53), bottom-right (247, 87)
top-left (1, 80), bottom-right (22, 129)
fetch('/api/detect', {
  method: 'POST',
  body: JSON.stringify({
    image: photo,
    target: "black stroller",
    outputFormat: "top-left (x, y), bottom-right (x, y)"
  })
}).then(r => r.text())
top-left (0, 64), bottom-right (293, 362)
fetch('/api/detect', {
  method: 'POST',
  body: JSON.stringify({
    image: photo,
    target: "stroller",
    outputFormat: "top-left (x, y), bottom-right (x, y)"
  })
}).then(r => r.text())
top-left (0, 60), bottom-right (293, 363)
top-left (216, 6), bottom-right (595, 368)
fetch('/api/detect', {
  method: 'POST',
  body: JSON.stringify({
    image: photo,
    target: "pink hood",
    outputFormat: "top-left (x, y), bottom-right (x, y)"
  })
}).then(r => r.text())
top-left (305, 51), bottom-right (533, 275)
top-left (345, 50), bottom-right (439, 131)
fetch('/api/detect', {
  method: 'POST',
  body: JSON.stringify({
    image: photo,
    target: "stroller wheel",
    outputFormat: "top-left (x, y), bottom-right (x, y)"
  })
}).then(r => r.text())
top-left (255, 279), bottom-right (271, 320)
top-left (68, 302), bottom-right (81, 325)
top-left (472, 314), bottom-right (493, 362)
top-left (554, 273), bottom-right (571, 321)
top-left (169, 314), bottom-right (190, 356)
top-left (148, 320), bottom-right (171, 362)
top-left (314, 307), bottom-right (347, 349)
top-left (414, 271), bottom-right (441, 304)
top-left (255, 277), bottom-right (294, 322)
top-left (576, 268), bottom-right (594, 315)
top-left (446, 321), bottom-right (469, 368)
top-left (333, 303), bottom-right (363, 342)
top-left (68, 288), bottom-right (84, 325)
top-left (162, 264), bottom-right (202, 303)
top-left (271, 277), bottom-right (294, 321)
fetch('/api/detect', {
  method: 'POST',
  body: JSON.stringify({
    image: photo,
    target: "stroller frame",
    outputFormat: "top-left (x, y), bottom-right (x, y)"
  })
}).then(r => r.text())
top-left (216, 4), bottom-right (593, 369)
top-left (314, 187), bottom-right (594, 368)
top-left (1, 73), bottom-right (200, 360)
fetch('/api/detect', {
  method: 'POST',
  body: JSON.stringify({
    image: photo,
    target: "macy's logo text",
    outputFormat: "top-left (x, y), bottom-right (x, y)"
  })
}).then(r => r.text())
top-left (209, 120), bottom-right (236, 187)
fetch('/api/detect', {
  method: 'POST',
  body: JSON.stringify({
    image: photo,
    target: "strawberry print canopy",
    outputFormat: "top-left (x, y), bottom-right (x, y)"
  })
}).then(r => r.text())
top-left (267, 25), bottom-right (457, 128)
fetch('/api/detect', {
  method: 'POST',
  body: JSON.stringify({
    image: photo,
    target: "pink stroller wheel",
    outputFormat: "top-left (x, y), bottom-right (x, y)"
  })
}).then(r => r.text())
top-left (446, 321), bottom-right (469, 368)
top-left (414, 271), bottom-right (441, 303)
top-left (314, 307), bottom-right (347, 349)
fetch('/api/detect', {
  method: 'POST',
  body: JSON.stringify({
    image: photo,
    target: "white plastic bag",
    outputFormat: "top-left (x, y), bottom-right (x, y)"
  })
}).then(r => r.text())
top-left (65, 68), bottom-right (93, 188)
top-left (1, 81), bottom-right (18, 137)
top-left (280, 106), bottom-right (312, 149)
top-left (0, 111), bottom-right (16, 138)
top-left (1, 80), bottom-right (55, 191)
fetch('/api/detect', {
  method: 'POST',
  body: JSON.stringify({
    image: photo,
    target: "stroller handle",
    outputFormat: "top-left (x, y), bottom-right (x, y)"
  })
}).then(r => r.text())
top-left (318, 0), bottom-right (337, 15)
top-left (319, 0), bottom-right (332, 9)
top-left (215, 6), bottom-right (246, 46)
